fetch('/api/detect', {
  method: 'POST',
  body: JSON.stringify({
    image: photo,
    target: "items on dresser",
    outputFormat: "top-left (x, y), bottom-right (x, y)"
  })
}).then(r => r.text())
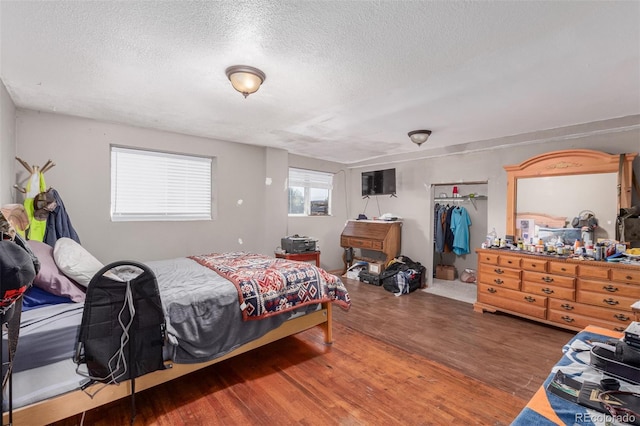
top-left (474, 249), bottom-right (640, 332)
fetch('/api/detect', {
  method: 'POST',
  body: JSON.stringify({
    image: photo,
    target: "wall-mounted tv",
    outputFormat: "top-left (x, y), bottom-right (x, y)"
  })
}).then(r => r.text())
top-left (361, 168), bottom-right (396, 197)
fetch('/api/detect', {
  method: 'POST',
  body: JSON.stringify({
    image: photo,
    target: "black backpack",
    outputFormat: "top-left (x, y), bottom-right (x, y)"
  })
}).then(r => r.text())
top-left (380, 255), bottom-right (426, 295)
top-left (74, 261), bottom-right (165, 423)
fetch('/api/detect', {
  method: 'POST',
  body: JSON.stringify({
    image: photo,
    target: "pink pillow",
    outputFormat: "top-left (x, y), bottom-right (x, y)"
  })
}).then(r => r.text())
top-left (27, 240), bottom-right (85, 303)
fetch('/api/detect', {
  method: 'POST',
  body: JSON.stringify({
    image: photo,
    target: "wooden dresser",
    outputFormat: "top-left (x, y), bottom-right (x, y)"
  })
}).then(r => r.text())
top-left (340, 220), bottom-right (401, 270)
top-left (474, 248), bottom-right (640, 332)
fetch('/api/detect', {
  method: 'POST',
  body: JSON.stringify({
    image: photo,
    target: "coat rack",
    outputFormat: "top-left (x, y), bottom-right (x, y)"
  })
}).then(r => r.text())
top-left (13, 157), bottom-right (55, 194)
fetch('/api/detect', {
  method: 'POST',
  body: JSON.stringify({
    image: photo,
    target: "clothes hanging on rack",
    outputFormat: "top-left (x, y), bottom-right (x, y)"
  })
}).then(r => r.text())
top-left (434, 203), bottom-right (456, 253)
top-left (43, 188), bottom-right (81, 247)
top-left (451, 206), bottom-right (472, 255)
top-left (434, 203), bottom-right (450, 253)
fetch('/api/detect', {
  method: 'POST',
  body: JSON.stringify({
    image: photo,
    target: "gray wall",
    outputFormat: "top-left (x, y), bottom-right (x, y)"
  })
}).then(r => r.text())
top-left (0, 80), bottom-right (16, 205)
top-left (346, 116), bottom-right (640, 284)
top-left (287, 154), bottom-right (349, 271)
top-left (10, 107), bottom-right (640, 276)
top-left (15, 109), bottom-right (277, 264)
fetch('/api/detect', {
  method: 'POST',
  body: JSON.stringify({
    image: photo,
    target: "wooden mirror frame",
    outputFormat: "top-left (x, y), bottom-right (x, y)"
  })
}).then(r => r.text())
top-left (504, 149), bottom-right (637, 237)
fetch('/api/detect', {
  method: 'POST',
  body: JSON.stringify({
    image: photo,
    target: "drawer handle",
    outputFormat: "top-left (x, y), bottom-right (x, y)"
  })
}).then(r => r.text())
top-left (531, 264), bottom-right (537, 268)
top-left (603, 298), bottom-right (619, 306)
top-left (485, 257), bottom-right (490, 261)
top-left (494, 268), bottom-right (504, 274)
top-left (494, 279), bottom-right (504, 285)
top-left (507, 260), bottom-right (513, 264)
top-left (560, 267), bottom-right (567, 272)
top-left (561, 316), bottom-right (575, 323)
top-left (542, 288), bottom-right (554, 294)
top-left (524, 296), bottom-right (536, 303)
top-left (603, 285), bottom-right (618, 293)
top-left (614, 314), bottom-right (630, 322)
top-left (560, 303), bottom-right (574, 310)
top-left (542, 276), bottom-right (554, 283)
top-left (627, 275), bottom-right (633, 280)
top-left (615, 327), bottom-right (626, 332)
top-left (487, 287), bottom-right (497, 294)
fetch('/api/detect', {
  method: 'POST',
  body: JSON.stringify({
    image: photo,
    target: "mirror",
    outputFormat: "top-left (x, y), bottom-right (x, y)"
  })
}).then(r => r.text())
top-left (505, 149), bottom-right (637, 241)
top-left (516, 173), bottom-right (618, 240)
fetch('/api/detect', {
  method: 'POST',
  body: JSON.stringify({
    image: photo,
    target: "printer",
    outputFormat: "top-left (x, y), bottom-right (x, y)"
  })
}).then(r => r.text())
top-left (281, 235), bottom-right (317, 253)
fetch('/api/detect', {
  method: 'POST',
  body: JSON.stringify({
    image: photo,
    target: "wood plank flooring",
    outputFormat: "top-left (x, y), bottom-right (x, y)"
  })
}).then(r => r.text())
top-left (51, 278), bottom-right (574, 425)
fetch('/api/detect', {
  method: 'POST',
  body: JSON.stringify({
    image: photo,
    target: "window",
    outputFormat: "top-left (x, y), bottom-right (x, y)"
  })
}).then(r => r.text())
top-left (110, 146), bottom-right (213, 221)
top-left (288, 168), bottom-right (333, 216)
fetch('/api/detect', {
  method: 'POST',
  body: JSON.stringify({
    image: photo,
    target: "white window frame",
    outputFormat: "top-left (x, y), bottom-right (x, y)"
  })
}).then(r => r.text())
top-left (110, 146), bottom-right (213, 222)
top-left (288, 168), bottom-right (333, 217)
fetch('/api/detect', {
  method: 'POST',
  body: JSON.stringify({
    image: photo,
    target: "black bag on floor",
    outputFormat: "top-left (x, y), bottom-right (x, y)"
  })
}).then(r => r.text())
top-left (381, 256), bottom-right (425, 295)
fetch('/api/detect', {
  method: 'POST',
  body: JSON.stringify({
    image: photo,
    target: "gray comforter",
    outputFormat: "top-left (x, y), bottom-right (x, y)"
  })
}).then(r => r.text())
top-left (148, 257), bottom-right (298, 363)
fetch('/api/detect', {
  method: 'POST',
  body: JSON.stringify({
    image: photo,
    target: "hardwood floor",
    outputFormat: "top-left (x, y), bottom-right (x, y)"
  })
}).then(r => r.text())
top-left (51, 278), bottom-right (574, 425)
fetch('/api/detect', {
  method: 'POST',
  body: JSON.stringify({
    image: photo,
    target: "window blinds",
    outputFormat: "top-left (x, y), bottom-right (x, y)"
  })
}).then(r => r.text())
top-left (288, 168), bottom-right (333, 190)
top-left (110, 147), bottom-right (212, 221)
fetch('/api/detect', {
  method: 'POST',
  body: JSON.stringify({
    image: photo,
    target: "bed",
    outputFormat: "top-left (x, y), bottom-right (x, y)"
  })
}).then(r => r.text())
top-left (512, 325), bottom-right (640, 425)
top-left (2, 246), bottom-right (351, 425)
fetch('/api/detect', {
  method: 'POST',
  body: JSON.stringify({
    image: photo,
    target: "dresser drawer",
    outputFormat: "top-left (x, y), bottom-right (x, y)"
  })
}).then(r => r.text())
top-left (479, 263), bottom-right (520, 280)
top-left (522, 271), bottom-right (575, 289)
top-left (478, 252), bottom-right (500, 265)
top-left (478, 283), bottom-right (543, 305)
top-left (521, 258), bottom-right (547, 272)
top-left (479, 273), bottom-right (520, 290)
top-left (548, 262), bottom-right (577, 276)
top-left (522, 281), bottom-right (575, 301)
top-left (548, 299), bottom-right (634, 325)
top-left (577, 278), bottom-right (639, 299)
top-left (611, 268), bottom-right (640, 284)
top-left (578, 264), bottom-right (610, 280)
top-left (547, 309), bottom-right (627, 332)
top-left (477, 288), bottom-right (546, 319)
top-left (498, 255), bottom-right (521, 268)
top-left (576, 290), bottom-right (637, 312)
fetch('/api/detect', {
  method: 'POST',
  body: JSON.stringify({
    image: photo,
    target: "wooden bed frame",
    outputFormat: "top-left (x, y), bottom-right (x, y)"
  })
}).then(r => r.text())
top-left (3, 303), bottom-right (333, 425)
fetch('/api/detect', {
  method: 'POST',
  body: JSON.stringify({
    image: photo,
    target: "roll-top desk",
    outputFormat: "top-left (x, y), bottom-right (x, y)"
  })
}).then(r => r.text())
top-left (340, 220), bottom-right (401, 270)
top-left (474, 248), bottom-right (640, 332)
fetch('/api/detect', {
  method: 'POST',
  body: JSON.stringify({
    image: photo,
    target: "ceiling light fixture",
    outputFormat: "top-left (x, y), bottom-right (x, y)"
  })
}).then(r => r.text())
top-left (225, 65), bottom-right (266, 98)
top-left (408, 130), bottom-right (432, 146)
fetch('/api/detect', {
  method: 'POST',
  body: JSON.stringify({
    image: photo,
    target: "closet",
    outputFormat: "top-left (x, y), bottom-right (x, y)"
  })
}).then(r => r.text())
top-left (431, 183), bottom-right (488, 283)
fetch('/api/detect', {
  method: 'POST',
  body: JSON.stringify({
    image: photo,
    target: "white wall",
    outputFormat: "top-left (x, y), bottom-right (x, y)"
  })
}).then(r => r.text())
top-left (15, 110), bottom-right (279, 264)
top-left (0, 80), bottom-right (16, 205)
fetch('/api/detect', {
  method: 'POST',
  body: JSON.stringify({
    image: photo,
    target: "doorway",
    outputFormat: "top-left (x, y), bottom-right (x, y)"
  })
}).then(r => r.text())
top-left (426, 182), bottom-right (488, 303)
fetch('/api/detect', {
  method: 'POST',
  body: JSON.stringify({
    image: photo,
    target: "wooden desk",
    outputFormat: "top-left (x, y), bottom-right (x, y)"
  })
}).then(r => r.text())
top-left (340, 220), bottom-right (401, 271)
top-left (275, 251), bottom-right (321, 267)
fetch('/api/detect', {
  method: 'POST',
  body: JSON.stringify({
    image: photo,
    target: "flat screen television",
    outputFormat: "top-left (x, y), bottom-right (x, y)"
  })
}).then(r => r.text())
top-left (361, 168), bottom-right (396, 197)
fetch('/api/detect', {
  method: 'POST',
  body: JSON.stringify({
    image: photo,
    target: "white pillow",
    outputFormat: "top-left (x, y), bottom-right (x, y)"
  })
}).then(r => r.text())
top-left (53, 238), bottom-right (104, 287)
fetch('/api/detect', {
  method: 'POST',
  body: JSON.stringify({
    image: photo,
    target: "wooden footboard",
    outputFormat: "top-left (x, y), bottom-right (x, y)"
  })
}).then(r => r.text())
top-left (3, 303), bottom-right (333, 426)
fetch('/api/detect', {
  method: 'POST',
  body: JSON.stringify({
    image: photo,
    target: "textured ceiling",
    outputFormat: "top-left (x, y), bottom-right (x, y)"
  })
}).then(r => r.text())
top-left (1, 1), bottom-right (639, 164)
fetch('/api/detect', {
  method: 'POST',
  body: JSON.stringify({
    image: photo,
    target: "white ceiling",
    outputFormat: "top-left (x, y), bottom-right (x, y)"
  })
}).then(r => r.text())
top-left (1, 1), bottom-right (639, 164)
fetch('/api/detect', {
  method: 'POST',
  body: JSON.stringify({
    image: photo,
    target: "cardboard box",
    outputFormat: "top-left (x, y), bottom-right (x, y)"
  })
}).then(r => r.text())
top-left (435, 265), bottom-right (456, 281)
top-left (367, 261), bottom-right (385, 275)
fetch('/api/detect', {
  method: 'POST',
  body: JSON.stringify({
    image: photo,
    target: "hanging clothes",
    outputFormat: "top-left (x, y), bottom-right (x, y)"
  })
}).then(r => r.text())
top-left (444, 206), bottom-right (454, 252)
top-left (43, 188), bottom-right (81, 247)
top-left (23, 172), bottom-right (48, 241)
top-left (451, 206), bottom-right (472, 255)
top-left (434, 204), bottom-right (448, 253)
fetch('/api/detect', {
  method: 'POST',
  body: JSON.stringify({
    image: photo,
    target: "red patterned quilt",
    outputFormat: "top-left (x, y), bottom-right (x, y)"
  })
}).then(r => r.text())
top-left (188, 252), bottom-right (351, 320)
